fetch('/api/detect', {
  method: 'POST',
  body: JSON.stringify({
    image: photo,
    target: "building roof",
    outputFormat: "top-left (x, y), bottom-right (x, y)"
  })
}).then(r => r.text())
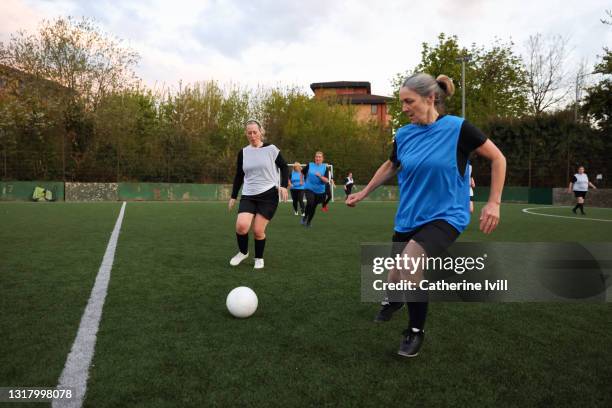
top-left (323, 93), bottom-right (393, 105)
top-left (341, 93), bottom-right (394, 104)
top-left (310, 81), bottom-right (371, 93)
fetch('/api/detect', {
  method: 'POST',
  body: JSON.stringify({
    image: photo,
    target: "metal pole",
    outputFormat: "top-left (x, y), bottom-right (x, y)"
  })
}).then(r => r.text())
top-left (62, 130), bottom-right (66, 182)
top-left (455, 55), bottom-right (470, 118)
top-left (528, 136), bottom-right (532, 188)
top-left (575, 72), bottom-right (580, 122)
top-left (461, 59), bottom-right (466, 118)
top-left (2, 130), bottom-right (6, 179)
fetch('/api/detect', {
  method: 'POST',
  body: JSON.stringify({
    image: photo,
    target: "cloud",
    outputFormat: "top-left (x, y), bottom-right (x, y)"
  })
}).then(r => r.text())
top-left (4, 0), bottom-right (611, 99)
top-left (0, 0), bottom-right (44, 42)
top-left (190, 0), bottom-right (333, 58)
top-left (436, 0), bottom-right (486, 19)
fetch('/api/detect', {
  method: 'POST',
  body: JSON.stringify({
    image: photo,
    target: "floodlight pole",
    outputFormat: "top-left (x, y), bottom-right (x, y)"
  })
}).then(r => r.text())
top-left (455, 55), bottom-right (471, 118)
top-left (567, 70), bottom-right (595, 184)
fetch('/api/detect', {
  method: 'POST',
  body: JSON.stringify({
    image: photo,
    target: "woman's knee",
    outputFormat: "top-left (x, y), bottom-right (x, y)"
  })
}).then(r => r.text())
top-left (252, 223), bottom-right (268, 239)
top-left (253, 230), bottom-right (266, 240)
top-left (235, 218), bottom-right (251, 235)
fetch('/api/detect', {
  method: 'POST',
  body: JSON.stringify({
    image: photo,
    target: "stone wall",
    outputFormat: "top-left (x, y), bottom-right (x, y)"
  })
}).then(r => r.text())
top-left (65, 182), bottom-right (119, 201)
top-left (553, 188), bottom-right (612, 207)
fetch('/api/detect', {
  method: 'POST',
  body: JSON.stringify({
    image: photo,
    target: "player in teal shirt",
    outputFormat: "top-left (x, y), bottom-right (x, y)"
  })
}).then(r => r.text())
top-left (301, 151), bottom-right (329, 227)
top-left (347, 73), bottom-right (506, 358)
top-left (289, 162), bottom-right (306, 216)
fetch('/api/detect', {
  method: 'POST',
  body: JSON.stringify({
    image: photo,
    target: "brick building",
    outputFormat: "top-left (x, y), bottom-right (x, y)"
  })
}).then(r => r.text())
top-left (310, 81), bottom-right (393, 127)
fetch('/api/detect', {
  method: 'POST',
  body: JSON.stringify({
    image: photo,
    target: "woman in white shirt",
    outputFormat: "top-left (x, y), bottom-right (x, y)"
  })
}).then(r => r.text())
top-left (228, 119), bottom-right (288, 269)
top-left (568, 166), bottom-right (597, 215)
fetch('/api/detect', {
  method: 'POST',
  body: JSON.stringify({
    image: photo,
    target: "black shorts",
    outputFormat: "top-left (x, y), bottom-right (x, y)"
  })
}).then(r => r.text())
top-left (469, 196), bottom-right (474, 201)
top-left (238, 187), bottom-right (279, 220)
top-left (305, 189), bottom-right (326, 205)
top-left (574, 191), bottom-right (587, 198)
top-left (392, 220), bottom-right (460, 258)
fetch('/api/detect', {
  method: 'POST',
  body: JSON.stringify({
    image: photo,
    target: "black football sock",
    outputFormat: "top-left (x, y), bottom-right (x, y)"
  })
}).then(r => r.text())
top-left (407, 301), bottom-right (429, 331)
top-left (292, 200), bottom-right (298, 212)
top-left (254, 238), bottom-right (266, 258)
top-left (236, 233), bottom-right (248, 255)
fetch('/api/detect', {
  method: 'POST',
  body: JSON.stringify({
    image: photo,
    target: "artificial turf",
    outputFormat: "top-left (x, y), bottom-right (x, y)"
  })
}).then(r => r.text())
top-left (1, 201), bottom-right (611, 407)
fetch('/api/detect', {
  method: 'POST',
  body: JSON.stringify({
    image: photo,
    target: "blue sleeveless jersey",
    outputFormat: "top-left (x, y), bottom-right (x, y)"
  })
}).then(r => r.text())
top-left (290, 170), bottom-right (304, 190)
top-left (394, 115), bottom-right (470, 233)
top-left (304, 162), bottom-right (327, 194)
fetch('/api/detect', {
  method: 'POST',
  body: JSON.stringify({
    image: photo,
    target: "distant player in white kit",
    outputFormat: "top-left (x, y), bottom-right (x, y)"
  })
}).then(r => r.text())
top-left (568, 166), bottom-right (597, 215)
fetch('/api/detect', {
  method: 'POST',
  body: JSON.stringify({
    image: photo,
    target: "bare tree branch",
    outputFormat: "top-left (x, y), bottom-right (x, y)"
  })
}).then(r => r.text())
top-left (525, 33), bottom-right (571, 115)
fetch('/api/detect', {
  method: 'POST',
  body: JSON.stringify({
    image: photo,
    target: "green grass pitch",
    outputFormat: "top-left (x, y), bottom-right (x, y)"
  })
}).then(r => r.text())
top-left (1, 201), bottom-right (611, 407)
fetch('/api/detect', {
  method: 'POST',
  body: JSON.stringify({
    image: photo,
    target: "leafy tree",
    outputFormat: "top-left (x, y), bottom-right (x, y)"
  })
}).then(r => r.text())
top-left (579, 11), bottom-right (612, 185)
top-left (0, 16), bottom-right (139, 107)
top-left (388, 33), bottom-right (528, 130)
top-left (0, 16), bottom-right (139, 180)
top-left (582, 48), bottom-right (611, 132)
top-left (474, 109), bottom-right (602, 187)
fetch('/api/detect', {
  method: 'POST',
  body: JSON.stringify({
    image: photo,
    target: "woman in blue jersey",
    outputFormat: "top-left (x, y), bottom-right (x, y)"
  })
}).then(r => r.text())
top-left (289, 162), bottom-right (306, 216)
top-left (301, 151), bottom-right (330, 227)
top-left (347, 73), bottom-right (506, 358)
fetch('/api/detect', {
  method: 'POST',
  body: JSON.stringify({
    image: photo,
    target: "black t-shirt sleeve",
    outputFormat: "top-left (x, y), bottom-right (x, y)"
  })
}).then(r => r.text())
top-left (275, 151), bottom-right (289, 188)
top-left (571, 175), bottom-right (577, 183)
top-left (459, 121), bottom-right (488, 152)
top-left (231, 150), bottom-right (244, 199)
top-left (389, 139), bottom-right (400, 167)
top-left (457, 120), bottom-right (488, 177)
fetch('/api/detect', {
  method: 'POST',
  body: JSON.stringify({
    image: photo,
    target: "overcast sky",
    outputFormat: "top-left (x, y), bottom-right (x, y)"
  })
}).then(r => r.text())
top-left (1, 0), bottom-right (610, 96)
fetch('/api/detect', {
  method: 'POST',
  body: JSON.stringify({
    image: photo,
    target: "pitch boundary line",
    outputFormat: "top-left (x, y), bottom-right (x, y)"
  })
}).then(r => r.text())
top-left (522, 206), bottom-right (612, 222)
top-left (52, 201), bottom-right (127, 408)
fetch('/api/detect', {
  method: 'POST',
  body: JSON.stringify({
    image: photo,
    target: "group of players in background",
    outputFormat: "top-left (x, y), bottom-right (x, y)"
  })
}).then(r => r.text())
top-left (227, 125), bottom-right (353, 270)
top-left (226, 71), bottom-right (597, 358)
top-left (287, 156), bottom-right (354, 224)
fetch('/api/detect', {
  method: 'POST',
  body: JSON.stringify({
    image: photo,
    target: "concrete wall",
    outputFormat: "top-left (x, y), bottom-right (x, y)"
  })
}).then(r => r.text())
top-left (3, 181), bottom-right (610, 207)
top-left (0, 181), bottom-right (64, 201)
top-left (118, 183), bottom-right (219, 201)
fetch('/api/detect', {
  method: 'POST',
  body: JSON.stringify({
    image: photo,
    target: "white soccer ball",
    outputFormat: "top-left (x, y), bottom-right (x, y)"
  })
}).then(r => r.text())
top-left (226, 286), bottom-right (258, 318)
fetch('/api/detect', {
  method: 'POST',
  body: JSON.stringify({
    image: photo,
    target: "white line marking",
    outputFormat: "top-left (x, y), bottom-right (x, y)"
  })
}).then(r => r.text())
top-left (52, 202), bottom-right (127, 408)
top-left (522, 206), bottom-right (612, 222)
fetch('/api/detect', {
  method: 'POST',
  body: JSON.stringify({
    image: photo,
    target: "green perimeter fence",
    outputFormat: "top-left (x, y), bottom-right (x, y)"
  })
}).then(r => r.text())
top-left (0, 181), bottom-right (562, 205)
